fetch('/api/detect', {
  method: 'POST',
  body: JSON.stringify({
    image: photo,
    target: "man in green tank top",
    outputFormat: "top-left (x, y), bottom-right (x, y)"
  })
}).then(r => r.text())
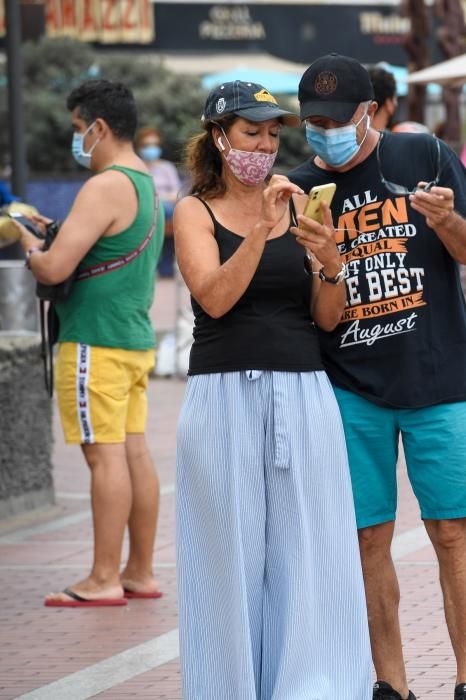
top-left (16, 80), bottom-right (164, 607)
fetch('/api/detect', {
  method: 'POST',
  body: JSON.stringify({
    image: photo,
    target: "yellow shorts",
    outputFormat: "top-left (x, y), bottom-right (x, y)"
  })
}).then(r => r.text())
top-left (55, 343), bottom-right (155, 444)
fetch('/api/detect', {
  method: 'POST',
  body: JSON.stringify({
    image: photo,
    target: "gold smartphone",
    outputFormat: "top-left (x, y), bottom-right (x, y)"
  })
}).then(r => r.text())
top-left (302, 183), bottom-right (336, 225)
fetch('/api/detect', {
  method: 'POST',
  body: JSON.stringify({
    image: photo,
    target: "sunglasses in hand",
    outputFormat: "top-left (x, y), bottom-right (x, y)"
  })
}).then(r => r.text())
top-left (377, 133), bottom-right (441, 196)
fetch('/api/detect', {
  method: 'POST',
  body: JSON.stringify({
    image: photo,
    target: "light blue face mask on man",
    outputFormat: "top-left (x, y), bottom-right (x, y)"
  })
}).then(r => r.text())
top-left (71, 121), bottom-right (100, 169)
top-left (138, 145), bottom-right (162, 162)
top-left (305, 109), bottom-right (369, 167)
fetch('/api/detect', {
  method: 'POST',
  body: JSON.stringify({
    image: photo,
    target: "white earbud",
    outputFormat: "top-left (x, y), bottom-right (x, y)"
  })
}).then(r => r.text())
top-left (218, 136), bottom-right (225, 151)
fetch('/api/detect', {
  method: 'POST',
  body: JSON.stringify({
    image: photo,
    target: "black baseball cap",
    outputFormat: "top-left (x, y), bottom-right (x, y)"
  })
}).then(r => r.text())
top-left (299, 53), bottom-right (374, 122)
top-left (202, 80), bottom-right (300, 127)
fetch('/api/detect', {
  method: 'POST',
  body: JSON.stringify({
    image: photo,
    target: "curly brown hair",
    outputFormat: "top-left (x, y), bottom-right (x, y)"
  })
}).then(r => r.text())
top-left (185, 114), bottom-right (238, 199)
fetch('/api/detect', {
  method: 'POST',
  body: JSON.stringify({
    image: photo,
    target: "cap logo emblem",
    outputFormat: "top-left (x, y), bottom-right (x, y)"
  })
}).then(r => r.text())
top-left (254, 89), bottom-right (278, 105)
top-left (314, 71), bottom-right (338, 96)
top-left (216, 98), bottom-right (226, 113)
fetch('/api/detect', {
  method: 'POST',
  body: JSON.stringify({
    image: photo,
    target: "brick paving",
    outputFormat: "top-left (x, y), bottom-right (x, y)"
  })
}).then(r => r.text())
top-left (0, 277), bottom-right (459, 700)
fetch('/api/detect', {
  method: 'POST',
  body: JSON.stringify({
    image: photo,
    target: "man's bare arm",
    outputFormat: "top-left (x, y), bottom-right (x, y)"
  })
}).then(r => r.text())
top-left (17, 170), bottom-right (129, 284)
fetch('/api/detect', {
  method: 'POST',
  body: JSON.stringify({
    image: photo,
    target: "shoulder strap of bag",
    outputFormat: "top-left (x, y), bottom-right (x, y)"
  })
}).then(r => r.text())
top-left (40, 300), bottom-right (57, 397)
top-left (75, 192), bottom-right (159, 282)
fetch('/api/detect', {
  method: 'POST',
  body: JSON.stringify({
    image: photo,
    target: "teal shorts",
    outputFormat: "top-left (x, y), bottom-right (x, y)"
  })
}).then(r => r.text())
top-left (333, 386), bottom-right (466, 529)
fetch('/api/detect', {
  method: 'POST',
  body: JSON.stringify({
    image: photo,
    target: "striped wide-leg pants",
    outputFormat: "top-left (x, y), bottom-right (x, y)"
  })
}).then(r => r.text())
top-left (176, 370), bottom-right (372, 700)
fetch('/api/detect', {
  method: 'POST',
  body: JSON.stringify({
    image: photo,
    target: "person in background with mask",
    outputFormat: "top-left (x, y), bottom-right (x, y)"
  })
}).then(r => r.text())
top-left (135, 126), bottom-right (181, 277)
top-left (289, 53), bottom-right (466, 700)
top-left (13, 80), bottom-right (165, 607)
top-left (174, 80), bottom-right (372, 699)
top-left (368, 65), bottom-right (398, 132)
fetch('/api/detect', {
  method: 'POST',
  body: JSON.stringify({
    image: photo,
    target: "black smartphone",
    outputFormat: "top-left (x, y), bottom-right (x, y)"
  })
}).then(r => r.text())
top-left (8, 212), bottom-right (43, 238)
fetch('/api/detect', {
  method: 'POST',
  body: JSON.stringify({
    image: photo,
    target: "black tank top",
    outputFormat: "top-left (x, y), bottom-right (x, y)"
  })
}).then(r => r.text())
top-left (188, 198), bottom-right (323, 375)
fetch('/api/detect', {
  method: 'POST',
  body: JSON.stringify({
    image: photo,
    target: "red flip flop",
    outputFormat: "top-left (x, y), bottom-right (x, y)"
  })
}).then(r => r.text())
top-left (123, 589), bottom-right (163, 599)
top-left (44, 587), bottom-right (128, 607)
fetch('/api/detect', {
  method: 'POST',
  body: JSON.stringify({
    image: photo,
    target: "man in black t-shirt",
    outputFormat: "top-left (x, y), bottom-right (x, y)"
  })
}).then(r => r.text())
top-left (289, 53), bottom-right (466, 700)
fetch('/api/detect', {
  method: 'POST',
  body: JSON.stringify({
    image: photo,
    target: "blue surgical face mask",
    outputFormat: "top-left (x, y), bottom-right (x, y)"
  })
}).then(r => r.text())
top-left (305, 109), bottom-right (369, 167)
top-left (71, 121), bottom-right (100, 169)
top-left (139, 145), bottom-right (162, 161)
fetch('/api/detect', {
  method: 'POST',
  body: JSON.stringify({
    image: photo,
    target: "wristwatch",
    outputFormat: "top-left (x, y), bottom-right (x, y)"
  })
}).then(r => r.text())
top-left (25, 246), bottom-right (42, 269)
top-left (318, 262), bottom-right (346, 285)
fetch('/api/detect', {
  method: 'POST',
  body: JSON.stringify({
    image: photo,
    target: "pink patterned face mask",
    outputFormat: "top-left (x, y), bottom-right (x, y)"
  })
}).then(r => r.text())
top-left (219, 131), bottom-right (277, 186)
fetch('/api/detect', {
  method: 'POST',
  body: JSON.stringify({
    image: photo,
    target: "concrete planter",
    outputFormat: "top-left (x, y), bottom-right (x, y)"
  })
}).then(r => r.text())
top-left (0, 262), bottom-right (54, 519)
top-left (0, 334), bottom-right (54, 518)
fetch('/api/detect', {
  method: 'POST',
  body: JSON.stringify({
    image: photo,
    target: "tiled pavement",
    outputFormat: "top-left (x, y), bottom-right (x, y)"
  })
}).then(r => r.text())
top-left (0, 278), bottom-right (458, 700)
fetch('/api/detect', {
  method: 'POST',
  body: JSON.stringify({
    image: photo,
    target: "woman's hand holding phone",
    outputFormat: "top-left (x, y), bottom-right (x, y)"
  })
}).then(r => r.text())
top-left (291, 183), bottom-right (342, 275)
top-left (300, 183), bottom-right (336, 226)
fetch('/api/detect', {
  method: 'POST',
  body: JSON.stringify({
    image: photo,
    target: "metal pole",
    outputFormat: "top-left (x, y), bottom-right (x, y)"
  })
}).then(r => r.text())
top-left (5, 0), bottom-right (27, 200)
top-left (3, 0), bottom-right (27, 260)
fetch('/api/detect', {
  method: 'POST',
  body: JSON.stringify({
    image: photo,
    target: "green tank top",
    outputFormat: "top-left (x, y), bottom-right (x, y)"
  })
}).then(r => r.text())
top-left (56, 166), bottom-right (164, 350)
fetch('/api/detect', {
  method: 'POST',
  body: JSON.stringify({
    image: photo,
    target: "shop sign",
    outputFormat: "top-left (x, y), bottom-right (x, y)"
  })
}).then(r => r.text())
top-left (44, 0), bottom-right (154, 43)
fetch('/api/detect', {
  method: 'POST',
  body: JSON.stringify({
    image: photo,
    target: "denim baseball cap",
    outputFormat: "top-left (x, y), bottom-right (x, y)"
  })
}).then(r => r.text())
top-left (202, 80), bottom-right (300, 127)
top-left (299, 53), bottom-right (374, 122)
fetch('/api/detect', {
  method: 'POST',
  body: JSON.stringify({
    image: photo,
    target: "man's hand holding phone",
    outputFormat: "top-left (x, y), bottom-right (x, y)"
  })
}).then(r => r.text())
top-left (8, 212), bottom-right (44, 239)
top-left (7, 210), bottom-right (52, 260)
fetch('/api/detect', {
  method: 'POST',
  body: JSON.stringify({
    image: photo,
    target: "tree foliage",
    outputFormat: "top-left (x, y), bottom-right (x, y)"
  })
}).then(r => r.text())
top-left (0, 37), bottom-right (308, 176)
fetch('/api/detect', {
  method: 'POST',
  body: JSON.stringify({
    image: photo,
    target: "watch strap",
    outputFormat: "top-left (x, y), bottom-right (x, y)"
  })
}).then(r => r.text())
top-left (318, 262), bottom-right (346, 285)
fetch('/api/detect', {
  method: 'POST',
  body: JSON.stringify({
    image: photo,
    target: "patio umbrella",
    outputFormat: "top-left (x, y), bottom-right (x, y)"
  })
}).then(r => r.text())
top-left (407, 54), bottom-right (466, 87)
top-left (374, 62), bottom-right (442, 97)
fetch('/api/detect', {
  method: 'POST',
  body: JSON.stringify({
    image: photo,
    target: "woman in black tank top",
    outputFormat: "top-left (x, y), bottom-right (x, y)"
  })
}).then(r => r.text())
top-left (173, 81), bottom-right (372, 699)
